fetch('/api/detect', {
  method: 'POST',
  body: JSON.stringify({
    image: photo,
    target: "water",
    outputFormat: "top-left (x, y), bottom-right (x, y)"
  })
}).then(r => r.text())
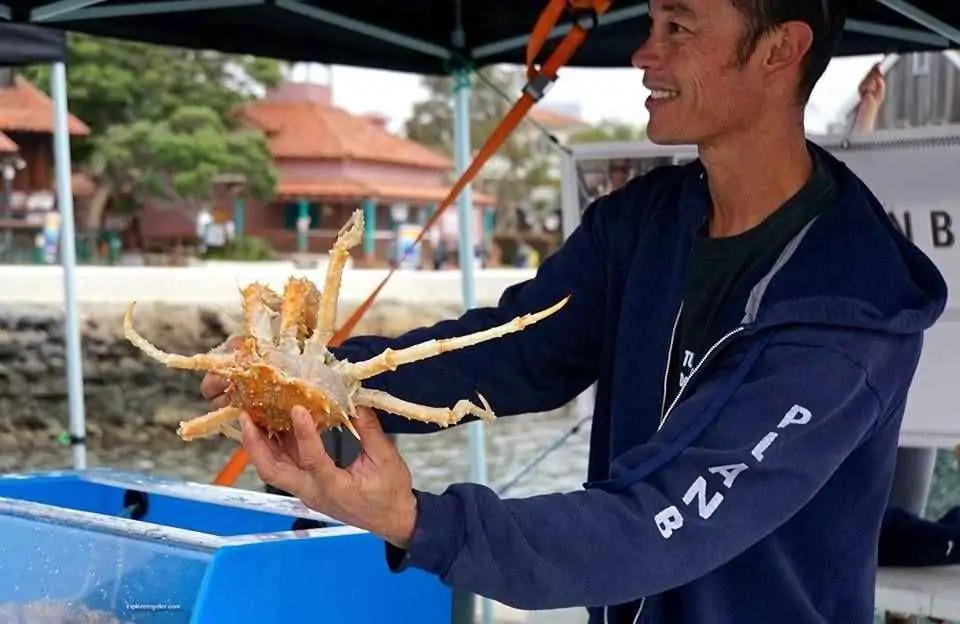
top-left (0, 401), bottom-right (594, 502)
top-left (398, 405), bottom-right (592, 498)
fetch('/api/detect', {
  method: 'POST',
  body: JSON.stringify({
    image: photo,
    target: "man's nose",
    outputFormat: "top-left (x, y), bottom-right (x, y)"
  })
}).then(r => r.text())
top-left (631, 36), bottom-right (661, 71)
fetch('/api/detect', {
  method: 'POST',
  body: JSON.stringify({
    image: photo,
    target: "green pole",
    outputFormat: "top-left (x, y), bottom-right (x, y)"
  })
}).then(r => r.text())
top-left (362, 197), bottom-right (376, 257)
top-left (233, 196), bottom-right (245, 240)
top-left (297, 198), bottom-right (309, 253)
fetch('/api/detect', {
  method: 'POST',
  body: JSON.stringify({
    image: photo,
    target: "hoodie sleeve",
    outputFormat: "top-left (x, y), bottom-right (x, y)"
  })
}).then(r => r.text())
top-left (384, 335), bottom-right (891, 610)
top-left (330, 191), bottom-right (619, 435)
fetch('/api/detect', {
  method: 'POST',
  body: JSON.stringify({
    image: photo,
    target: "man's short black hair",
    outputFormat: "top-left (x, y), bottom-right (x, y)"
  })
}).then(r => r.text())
top-left (730, 0), bottom-right (847, 102)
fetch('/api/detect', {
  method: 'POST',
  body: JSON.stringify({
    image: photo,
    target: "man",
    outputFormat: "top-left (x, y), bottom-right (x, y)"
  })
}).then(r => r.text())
top-left (203, 0), bottom-right (948, 622)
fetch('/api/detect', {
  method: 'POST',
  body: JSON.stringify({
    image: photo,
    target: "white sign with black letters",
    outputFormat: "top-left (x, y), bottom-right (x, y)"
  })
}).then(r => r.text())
top-left (825, 130), bottom-right (959, 447)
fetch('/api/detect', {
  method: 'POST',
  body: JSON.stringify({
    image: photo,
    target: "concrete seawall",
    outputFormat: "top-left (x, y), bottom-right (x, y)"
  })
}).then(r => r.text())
top-left (0, 263), bottom-right (536, 306)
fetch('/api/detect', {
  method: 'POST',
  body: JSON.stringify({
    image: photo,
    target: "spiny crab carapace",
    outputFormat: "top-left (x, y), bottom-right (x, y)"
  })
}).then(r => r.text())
top-left (123, 209), bottom-right (570, 443)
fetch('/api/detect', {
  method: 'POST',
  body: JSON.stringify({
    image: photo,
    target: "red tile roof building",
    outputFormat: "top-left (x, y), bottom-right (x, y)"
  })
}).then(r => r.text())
top-left (0, 72), bottom-right (91, 248)
top-left (231, 81), bottom-right (495, 265)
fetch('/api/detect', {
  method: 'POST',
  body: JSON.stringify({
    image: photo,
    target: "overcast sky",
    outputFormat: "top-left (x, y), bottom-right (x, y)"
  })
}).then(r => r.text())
top-left (291, 54), bottom-right (885, 137)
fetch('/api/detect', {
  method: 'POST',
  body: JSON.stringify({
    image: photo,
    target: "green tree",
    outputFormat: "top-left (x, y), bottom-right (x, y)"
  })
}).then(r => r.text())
top-left (22, 33), bottom-right (284, 148)
top-left (92, 106), bottom-right (277, 213)
top-left (569, 118), bottom-right (646, 143)
top-left (403, 65), bottom-right (555, 229)
top-left (21, 33), bottom-right (284, 230)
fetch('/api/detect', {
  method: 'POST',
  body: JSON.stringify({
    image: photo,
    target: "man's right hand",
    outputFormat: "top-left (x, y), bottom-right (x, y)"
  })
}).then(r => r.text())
top-left (200, 373), bottom-right (231, 409)
top-left (200, 334), bottom-right (242, 409)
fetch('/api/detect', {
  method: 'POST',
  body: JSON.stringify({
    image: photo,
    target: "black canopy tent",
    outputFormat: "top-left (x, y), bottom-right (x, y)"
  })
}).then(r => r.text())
top-left (0, 22), bottom-right (64, 64)
top-left (0, 0), bottom-right (958, 72)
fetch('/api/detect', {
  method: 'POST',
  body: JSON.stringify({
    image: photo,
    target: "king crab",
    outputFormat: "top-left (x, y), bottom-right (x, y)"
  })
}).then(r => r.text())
top-left (123, 209), bottom-right (570, 443)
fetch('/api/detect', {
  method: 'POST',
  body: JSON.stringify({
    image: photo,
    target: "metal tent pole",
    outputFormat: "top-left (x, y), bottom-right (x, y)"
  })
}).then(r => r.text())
top-left (51, 61), bottom-right (87, 470)
top-left (451, 64), bottom-right (491, 624)
top-left (451, 72), bottom-right (485, 480)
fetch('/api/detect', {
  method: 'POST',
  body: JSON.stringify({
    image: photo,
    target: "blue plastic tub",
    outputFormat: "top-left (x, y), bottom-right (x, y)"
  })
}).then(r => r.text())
top-left (0, 468), bottom-right (452, 623)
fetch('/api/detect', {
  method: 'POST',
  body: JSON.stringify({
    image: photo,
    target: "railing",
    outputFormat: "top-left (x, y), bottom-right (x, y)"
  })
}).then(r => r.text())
top-left (0, 232), bottom-right (124, 266)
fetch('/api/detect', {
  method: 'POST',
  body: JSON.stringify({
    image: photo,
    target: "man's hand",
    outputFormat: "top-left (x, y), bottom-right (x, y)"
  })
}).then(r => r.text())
top-left (200, 334), bottom-right (244, 410)
top-left (240, 405), bottom-right (418, 549)
top-left (200, 372), bottom-right (230, 409)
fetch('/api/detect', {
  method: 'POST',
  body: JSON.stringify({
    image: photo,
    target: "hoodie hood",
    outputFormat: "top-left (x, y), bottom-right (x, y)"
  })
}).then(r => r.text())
top-left (735, 142), bottom-right (948, 336)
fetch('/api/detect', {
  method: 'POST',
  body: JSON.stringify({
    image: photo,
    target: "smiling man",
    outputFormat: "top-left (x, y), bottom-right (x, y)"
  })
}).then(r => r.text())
top-left (212, 0), bottom-right (949, 622)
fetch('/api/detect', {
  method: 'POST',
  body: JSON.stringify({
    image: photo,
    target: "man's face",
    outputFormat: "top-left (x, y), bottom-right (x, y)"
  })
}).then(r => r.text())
top-left (633, 0), bottom-right (770, 146)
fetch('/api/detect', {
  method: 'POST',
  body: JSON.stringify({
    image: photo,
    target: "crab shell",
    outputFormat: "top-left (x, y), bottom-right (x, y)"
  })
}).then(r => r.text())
top-left (222, 363), bottom-right (354, 434)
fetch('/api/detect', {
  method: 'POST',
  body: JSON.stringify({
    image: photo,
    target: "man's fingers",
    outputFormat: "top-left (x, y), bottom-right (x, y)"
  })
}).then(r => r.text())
top-left (290, 406), bottom-right (338, 475)
top-left (352, 407), bottom-right (394, 460)
top-left (241, 412), bottom-right (309, 494)
top-left (200, 373), bottom-right (229, 401)
top-left (210, 394), bottom-right (231, 410)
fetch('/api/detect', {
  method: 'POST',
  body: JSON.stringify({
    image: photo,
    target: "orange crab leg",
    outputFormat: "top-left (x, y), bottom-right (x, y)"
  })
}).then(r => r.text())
top-left (239, 283), bottom-right (282, 350)
top-left (277, 277), bottom-right (319, 351)
top-left (123, 302), bottom-right (237, 372)
top-left (339, 295), bottom-right (571, 381)
top-left (310, 209), bottom-right (364, 348)
top-left (353, 388), bottom-right (495, 427)
top-left (177, 406), bottom-right (245, 441)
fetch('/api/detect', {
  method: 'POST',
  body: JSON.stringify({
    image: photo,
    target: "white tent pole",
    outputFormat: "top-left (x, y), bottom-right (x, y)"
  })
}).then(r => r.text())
top-left (51, 61), bottom-right (87, 470)
top-left (455, 69), bottom-right (493, 624)
top-left (452, 70), bottom-right (484, 477)
top-left (452, 61), bottom-right (491, 624)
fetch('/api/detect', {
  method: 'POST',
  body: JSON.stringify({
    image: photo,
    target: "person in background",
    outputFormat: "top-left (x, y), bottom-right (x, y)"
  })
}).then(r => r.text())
top-left (852, 61), bottom-right (886, 134)
top-left (607, 159), bottom-right (632, 192)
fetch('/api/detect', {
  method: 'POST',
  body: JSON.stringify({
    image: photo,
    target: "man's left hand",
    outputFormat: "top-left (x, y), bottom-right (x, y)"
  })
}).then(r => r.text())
top-left (240, 405), bottom-right (417, 549)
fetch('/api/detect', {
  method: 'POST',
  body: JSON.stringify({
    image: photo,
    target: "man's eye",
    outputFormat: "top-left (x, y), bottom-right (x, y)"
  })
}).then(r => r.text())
top-left (668, 22), bottom-right (689, 34)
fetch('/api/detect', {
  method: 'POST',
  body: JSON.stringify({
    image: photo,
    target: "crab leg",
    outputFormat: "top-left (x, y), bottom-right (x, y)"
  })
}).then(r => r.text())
top-left (124, 302), bottom-right (236, 371)
top-left (354, 388), bottom-right (495, 428)
top-left (177, 406), bottom-right (244, 441)
top-left (208, 334), bottom-right (242, 355)
top-left (310, 209), bottom-right (364, 347)
top-left (217, 422), bottom-right (244, 443)
top-left (298, 279), bottom-right (323, 343)
top-left (240, 283), bottom-right (282, 351)
top-left (339, 295), bottom-right (571, 381)
top-left (277, 277), bottom-right (319, 351)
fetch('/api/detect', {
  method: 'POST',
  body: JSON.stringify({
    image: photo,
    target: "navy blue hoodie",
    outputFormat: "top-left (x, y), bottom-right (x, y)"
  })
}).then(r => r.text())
top-left (331, 143), bottom-right (948, 624)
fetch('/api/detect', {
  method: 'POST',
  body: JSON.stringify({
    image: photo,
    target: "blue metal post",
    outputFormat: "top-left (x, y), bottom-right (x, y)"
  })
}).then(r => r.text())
top-left (453, 66), bottom-right (491, 624)
top-left (52, 62), bottom-right (86, 470)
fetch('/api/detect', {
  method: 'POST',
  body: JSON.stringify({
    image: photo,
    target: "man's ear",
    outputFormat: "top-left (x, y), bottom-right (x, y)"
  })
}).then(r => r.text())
top-left (760, 20), bottom-right (814, 75)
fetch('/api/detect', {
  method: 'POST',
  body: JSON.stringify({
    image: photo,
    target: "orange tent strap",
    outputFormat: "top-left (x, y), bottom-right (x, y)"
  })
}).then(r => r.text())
top-left (213, 0), bottom-right (613, 487)
top-left (213, 447), bottom-right (249, 485)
